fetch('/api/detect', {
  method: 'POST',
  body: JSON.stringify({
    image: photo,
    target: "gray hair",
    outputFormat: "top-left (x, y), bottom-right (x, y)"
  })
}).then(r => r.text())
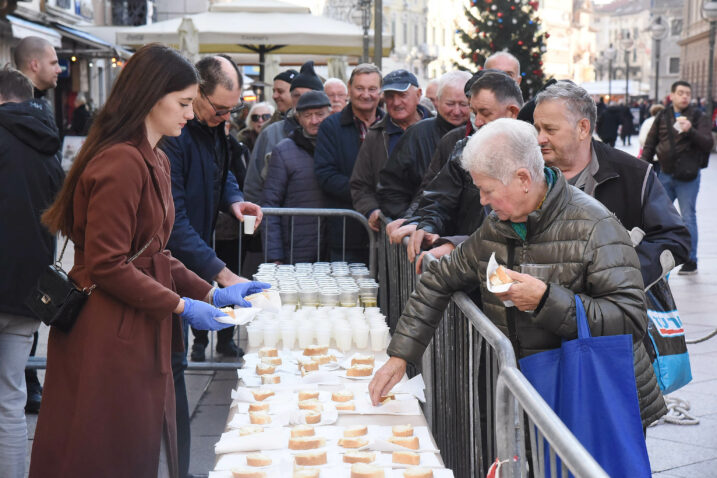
top-left (535, 81), bottom-right (597, 134)
top-left (349, 63), bottom-right (382, 86)
top-left (461, 118), bottom-right (544, 185)
top-left (484, 51), bottom-right (521, 75)
top-left (469, 71), bottom-right (523, 107)
top-left (324, 77), bottom-right (347, 93)
top-left (246, 101), bottom-right (275, 130)
top-left (436, 70), bottom-right (472, 100)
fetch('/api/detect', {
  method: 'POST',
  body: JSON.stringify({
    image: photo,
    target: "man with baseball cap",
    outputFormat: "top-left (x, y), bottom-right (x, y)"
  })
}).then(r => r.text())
top-left (350, 69), bottom-right (431, 230)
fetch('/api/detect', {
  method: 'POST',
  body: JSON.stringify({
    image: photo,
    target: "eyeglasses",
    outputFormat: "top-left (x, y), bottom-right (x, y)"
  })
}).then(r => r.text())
top-left (201, 88), bottom-right (244, 117)
top-left (251, 113), bottom-right (272, 122)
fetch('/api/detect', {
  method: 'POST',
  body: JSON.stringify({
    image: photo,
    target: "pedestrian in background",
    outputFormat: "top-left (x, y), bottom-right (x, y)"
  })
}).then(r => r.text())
top-left (31, 43), bottom-right (264, 478)
top-left (0, 66), bottom-right (64, 478)
top-left (236, 101), bottom-right (274, 153)
top-left (324, 77), bottom-right (348, 114)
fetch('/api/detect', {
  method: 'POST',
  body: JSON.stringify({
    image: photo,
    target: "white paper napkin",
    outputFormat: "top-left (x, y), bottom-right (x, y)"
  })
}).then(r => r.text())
top-left (487, 252), bottom-right (514, 307)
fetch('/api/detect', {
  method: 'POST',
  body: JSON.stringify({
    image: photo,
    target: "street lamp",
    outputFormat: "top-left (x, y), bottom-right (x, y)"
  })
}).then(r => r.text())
top-left (358, 0), bottom-right (372, 63)
top-left (604, 45), bottom-right (617, 100)
top-left (620, 33), bottom-right (634, 103)
top-left (650, 16), bottom-right (669, 104)
top-left (703, 1), bottom-right (717, 122)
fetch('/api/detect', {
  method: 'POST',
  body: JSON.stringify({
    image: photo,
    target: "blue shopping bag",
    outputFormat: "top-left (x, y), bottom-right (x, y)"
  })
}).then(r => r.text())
top-left (519, 296), bottom-right (651, 478)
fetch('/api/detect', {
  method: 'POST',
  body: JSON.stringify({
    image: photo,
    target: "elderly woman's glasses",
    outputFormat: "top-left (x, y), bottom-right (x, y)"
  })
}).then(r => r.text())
top-left (201, 89), bottom-right (244, 117)
top-left (251, 113), bottom-right (272, 122)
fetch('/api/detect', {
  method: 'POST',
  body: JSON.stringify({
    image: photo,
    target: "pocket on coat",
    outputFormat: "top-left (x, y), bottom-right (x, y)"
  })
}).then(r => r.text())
top-left (117, 306), bottom-right (136, 340)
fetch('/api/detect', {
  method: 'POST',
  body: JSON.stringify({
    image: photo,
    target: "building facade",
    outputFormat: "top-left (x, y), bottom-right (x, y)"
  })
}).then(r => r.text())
top-left (679, 0), bottom-right (716, 102)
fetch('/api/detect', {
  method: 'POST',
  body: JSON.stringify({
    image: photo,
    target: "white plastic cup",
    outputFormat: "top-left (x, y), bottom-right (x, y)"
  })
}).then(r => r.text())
top-left (297, 324), bottom-right (314, 349)
top-left (263, 323), bottom-right (280, 348)
top-left (315, 327), bottom-right (332, 348)
top-left (370, 326), bottom-right (389, 352)
top-left (243, 215), bottom-right (257, 234)
top-left (353, 323), bottom-right (370, 349)
top-left (335, 326), bottom-right (353, 352)
top-left (246, 325), bottom-right (263, 348)
top-left (281, 324), bottom-right (297, 350)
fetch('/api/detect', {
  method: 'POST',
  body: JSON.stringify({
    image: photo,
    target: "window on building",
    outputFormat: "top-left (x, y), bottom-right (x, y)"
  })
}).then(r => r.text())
top-left (671, 19), bottom-right (683, 37)
top-left (668, 57), bottom-right (680, 74)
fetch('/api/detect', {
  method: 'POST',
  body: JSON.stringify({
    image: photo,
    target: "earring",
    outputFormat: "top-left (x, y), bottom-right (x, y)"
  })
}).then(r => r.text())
top-left (524, 188), bottom-right (529, 193)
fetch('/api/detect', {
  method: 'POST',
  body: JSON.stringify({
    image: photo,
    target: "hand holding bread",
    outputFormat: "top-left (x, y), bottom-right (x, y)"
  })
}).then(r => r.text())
top-left (368, 356), bottom-right (407, 406)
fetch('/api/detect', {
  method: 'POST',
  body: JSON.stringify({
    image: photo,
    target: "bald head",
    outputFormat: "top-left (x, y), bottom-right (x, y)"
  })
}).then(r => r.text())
top-left (14, 36), bottom-right (61, 91)
top-left (196, 55), bottom-right (242, 95)
top-left (484, 52), bottom-right (521, 85)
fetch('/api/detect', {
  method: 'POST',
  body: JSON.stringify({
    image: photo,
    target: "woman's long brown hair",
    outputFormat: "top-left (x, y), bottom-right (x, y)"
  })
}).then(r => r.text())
top-left (42, 43), bottom-right (199, 236)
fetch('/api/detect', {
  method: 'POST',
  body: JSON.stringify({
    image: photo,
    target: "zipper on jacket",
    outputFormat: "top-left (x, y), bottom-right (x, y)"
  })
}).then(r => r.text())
top-left (505, 238), bottom-right (523, 361)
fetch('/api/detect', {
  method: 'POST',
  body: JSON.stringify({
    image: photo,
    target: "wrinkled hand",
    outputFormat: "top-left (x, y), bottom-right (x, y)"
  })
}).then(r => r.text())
top-left (492, 269), bottom-right (547, 312)
top-left (415, 242), bottom-right (455, 274)
top-left (213, 281), bottom-right (272, 308)
top-left (385, 218), bottom-right (406, 238)
top-left (407, 229), bottom-right (439, 263)
top-left (231, 201), bottom-right (263, 228)
top-left (179, 298), bottom-right (233, 331)
top-left (368, 209), bottom-right (382, 232)
top-left (369, 357), bottom-right (407, 406)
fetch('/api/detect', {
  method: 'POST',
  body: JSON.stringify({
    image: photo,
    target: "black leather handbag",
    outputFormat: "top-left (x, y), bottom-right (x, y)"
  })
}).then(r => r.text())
top-left (24, 236), bottom-right (154, 333)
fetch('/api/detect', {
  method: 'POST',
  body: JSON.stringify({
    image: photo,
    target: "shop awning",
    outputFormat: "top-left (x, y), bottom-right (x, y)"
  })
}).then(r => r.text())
top-left (7, 15), bottom-right (62, 48)
top-left (53, 22), bottom-right (133, 59)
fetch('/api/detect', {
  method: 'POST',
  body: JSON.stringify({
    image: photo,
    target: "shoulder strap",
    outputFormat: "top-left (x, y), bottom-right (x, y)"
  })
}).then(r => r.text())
top-left (126, 162), bottom-right (167, 264)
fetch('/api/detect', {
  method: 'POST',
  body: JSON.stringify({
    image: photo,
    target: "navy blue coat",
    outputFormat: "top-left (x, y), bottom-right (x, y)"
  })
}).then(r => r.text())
top-left (0, 99), bottom-right (63, 318)
top-left (163, 119), bottom-right (244, 282)
top-left (314, 104), bottom-right (384, 250)
top-left (261, 130), bottom-right (327, 263)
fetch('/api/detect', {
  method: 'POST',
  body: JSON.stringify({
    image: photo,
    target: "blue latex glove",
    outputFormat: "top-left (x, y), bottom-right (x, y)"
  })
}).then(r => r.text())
top-left (179, 298), bottom-right (233, 331)
top-left (213, 281), bottom-right (272, 308)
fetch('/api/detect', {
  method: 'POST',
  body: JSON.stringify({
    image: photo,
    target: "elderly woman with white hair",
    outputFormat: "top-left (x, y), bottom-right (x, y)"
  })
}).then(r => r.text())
top-left (236, 101), bottom-right (275, 152)
top-left (370, 117), bottom-right (665, 431)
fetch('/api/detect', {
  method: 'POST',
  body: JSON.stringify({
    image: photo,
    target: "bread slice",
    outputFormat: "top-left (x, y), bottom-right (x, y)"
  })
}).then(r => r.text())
top-left (304, 411), bottom-right (321, 424)
top-left (489, 265), bottom-right (513, 286)
top-left (314, 354), bottom-right (336, 365)
top-left (258, 346), bottom-right (278, 358)
top-left (343, 425), bottom-right (368, 437)
top-left (249, 411), bottom-right (271, 425)
top-left (261, 374), bottom-right (281, 384)
top-left (350, 463), bottom-right (385, 478)
top-left (255, 363), bottom-right (275, 375)
top-left (335, 401), bottom-right (356, 411)
top-left (298, 399), bottom-right (323, 412)
top-left (294, 450), bottom-right (327, 466)
top-left (346, 364), bottom-right (373, 377)
top-left (300, 360), bottom-right (319, 373)
top-left (293, 469), bottom-right (320, 478)
top-left (298, 390), bottom-right (320, 401)
top-left (343, 451), bottom-right (376, 464)
top-left (303, 345), bottom-right (329, 356)
top-left (331, 390), bottom-right (354, 402)
top-left (388, 435), bottom-right (419, 450)
top-left (248, 402), bottom-right (270, 412)
top-left (338, 437), bottom-right (369, 448)
top-left (403, 467), bottom-right (434, 478)
top-left (351, 353), bottom-right (375, 366)
top-left (379, 393), bottom-right (395, 404)
top-left (291, 424), bottom-right (315, 438)
top-left (246, 453), bottom-right (272, 467)
top-left (288, 436), bottom-right (325, 450)
top-left (391, 424), bottom-right (414, 437)
top-left (220, 307), bottom-right (235, 318)
top-left (392, 450), bottom-right (420, 465)
top-left (251, 389), bottom-right (275, 401)
top-left (230, 467), bottom-right (266, 478)
top-left (238, 425), bottom-right (264, 436)
top-left (261, 356), bottom-right (282, 366)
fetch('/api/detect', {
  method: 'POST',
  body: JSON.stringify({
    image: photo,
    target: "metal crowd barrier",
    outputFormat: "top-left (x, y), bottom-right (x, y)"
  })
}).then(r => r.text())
top-left (378, 217), bottom-right (608, 477)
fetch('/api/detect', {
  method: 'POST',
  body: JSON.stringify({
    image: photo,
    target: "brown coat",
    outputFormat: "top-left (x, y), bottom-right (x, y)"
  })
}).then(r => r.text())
top-left (29, 139), bottom-right (212, 478)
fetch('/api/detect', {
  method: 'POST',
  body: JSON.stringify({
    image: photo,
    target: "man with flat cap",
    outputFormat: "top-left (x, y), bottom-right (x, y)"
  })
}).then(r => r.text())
top-left (244, 60), bottom-right (324, 203)
top-left (261, 91), bottom-right (333, 263)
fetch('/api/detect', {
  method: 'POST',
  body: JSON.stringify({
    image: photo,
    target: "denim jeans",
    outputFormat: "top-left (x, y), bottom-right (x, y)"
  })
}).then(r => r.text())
top-left (0, 314), bottom-right (40, 478)
top-left (658, 170), bottom-right (700, 262)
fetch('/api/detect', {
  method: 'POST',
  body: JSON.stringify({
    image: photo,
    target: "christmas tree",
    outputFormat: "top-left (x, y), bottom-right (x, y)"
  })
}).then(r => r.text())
top-left (457, 0), bottom-right (549, 99)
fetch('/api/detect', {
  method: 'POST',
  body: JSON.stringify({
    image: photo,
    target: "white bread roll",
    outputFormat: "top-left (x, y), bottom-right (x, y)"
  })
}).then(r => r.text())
top-left (343, 451), bottom-right (376, 464)
top-left (331, 390), bottom-right (354, 402)
top-left (291, 424), bottom-right (315, 437)
top-left (261, 374), bottom-right (281, 384)
top-left (351, 354), bottom-right (375, 366)
top-left (294, 450), bottom-right (327, 466)
top-left (338, 437), bottom-right (369, 448)
top-left (249, 411), bottom-right (271, 425)
top-left (304, 411), bottom-right (321, 424)
top-left (248, 402), bottom-right (270, 412)
top-left (350, 463), bottom-right (385, 478)
top-left (255, 363), bottom-right (275, 375)
top-left (288, 436), bottom-right (325, 450)
top-left (238, 425), bottom-right (264, 436)
top-left (391, 424), bottom-right (414, 437)
top-left (258, 346), bottom-right (278, 358)
top-left (335, 401), bottom-right (356, 411)
top-left (403, 467), bottom-right (434, 478)
top-left (389, 435), bottom-right (419, 450)
top-left (343, 425), bottom-right (368, 437)
top-left (346, 364), bottom-right (373, 377)
top-left (261, 356), bottom-right (282, 366)
top-left (298, 399), bottom-right (323, 412)
top-left (298, 390), bottom-right (320, 401)
top-left (246, 453), bottom-right (272, 467)
top-left (251, 389), bottom-right (274, 401)
top-left (392, 450), bottom-right (420, 465)
top-left (303, 345), bottom-right (329, 356)
top-left (230, 467), bottom-right (266, 478)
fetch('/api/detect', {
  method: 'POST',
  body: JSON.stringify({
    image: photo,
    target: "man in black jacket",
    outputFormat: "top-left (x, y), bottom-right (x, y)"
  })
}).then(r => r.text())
top-left (0, 67), bottom-right (64, 478)
top-left (640, 80), bottom-right (713, 275)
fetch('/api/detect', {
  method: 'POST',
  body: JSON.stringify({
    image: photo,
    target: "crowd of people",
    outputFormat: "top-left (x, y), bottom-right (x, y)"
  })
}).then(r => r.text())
top-left (1, 33), bottom-right (712, 478)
